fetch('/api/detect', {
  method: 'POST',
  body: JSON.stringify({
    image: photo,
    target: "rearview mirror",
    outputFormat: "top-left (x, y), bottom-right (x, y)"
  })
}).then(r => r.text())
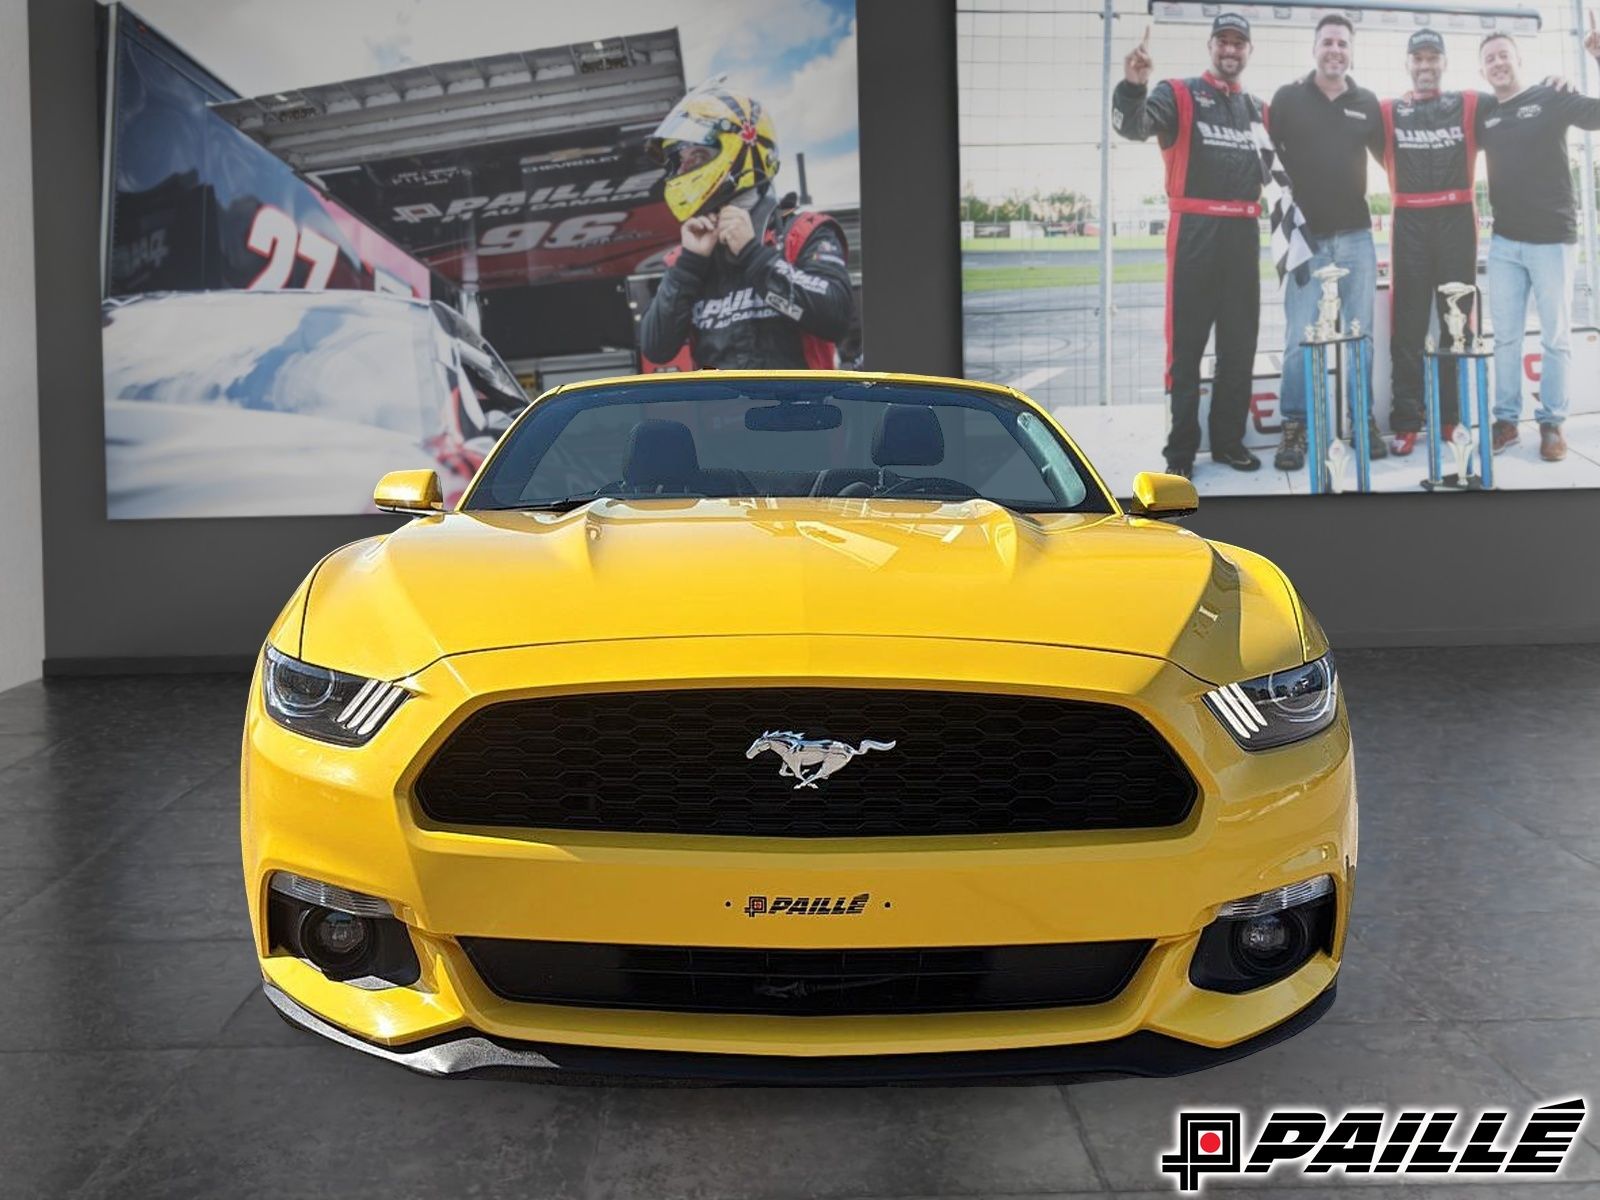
top-left (374, 469), bottom-right (444, 515)
top-left (745, 402), bottom-right (844, 432)
top-left (1128, 471), bottom-right (1198, 519)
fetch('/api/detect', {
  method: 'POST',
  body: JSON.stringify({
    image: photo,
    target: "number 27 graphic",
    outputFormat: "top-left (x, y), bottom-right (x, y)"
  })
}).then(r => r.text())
top-left (246, 205), bottom-right (338, 290)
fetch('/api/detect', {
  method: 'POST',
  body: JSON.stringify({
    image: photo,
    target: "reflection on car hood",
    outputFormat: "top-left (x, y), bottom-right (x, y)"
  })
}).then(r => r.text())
top-left (296, 498), bottom-right (1308, 684)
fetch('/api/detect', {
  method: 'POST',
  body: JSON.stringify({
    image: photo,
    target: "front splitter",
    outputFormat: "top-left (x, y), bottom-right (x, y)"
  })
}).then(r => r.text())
top-left (263, 979), bottom-right (1336, 1086)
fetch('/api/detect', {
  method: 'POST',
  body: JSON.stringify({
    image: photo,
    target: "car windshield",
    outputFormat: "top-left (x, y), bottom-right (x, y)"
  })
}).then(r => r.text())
top-left (465, 379), bottom-right (1112, 513)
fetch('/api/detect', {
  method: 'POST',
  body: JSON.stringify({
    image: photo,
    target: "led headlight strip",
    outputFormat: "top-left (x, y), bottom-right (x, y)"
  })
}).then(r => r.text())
top-left (335, 678), bottom-right (410, 739)
top-left (1204, 683), bottom-right (1266, 741)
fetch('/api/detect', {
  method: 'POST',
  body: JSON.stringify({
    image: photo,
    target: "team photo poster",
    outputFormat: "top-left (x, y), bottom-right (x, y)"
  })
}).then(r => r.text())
top-left (959, 0), bottom-right (1600, 496)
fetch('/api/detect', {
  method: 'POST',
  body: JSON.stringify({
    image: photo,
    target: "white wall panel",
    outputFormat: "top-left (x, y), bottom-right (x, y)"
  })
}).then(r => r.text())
top-left (0, 0), bottom-right (44, 690)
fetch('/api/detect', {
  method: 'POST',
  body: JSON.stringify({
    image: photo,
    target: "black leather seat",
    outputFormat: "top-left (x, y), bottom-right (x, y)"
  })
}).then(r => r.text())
top-left (872, 405), bottom-right (945, 467)
top-left (812, 405), bottom-right (947, 496)
top-left (623, 419), bottom-right (700, 492)
top-left (621, 419), bottom-right (751, 496)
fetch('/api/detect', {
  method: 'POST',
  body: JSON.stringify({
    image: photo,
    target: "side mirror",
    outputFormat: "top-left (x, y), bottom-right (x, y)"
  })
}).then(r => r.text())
top-left (374, 469), bottom-right (444, 515)
top-left (1128, 471), bottom-right (1198, 519)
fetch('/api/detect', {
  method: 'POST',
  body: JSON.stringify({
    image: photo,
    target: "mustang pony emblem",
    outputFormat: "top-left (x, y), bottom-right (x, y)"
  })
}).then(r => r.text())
top-left (745, 731), bottom-right (897, 789)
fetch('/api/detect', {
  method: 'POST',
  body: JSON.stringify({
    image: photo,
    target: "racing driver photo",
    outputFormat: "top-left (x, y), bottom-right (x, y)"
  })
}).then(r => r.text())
top-left (640, 79), bottom-right (859, 371)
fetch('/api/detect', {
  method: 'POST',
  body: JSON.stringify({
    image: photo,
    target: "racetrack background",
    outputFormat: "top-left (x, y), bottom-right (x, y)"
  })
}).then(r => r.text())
top-left (958, 0), bottom-right (1600, 495)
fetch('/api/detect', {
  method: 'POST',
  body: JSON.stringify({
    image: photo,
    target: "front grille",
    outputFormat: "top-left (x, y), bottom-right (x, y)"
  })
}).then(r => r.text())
top-left (415, 688), bottom-right (1196, 836)
top-left (459, 938), bottom-right (1153, 1015)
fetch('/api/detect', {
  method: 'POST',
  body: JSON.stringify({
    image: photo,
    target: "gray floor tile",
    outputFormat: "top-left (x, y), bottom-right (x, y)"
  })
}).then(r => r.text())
top-left (1322, 932), bottom-right (1438, 1024)
top-left (1354, 734), bottom-right (1600, 784)
top-left (1364, 911), bottom-right (1600, 1021)
top-left (0, 731), bottom-right (56, 772)
top-left (1479, 775), bottom-right (1600, 839)
top-left (0, 861), bottom-right (249, 944)
top-left (1459, 1019), bottom-right (1600, 1154)
top-left (0, 739), bottom-right (228, 812)
top-left (1353, 827), bottom-right (1600, 917)
top-left (111, 808), bottom-right (242, 866)
top-left (0, 681), bottom-right (52, 735)
top-left (588, 1085), bottom-right (1102, 1199)
top-left (0, 1049), bottom-right (195, 1200)
top-left (212, 986), bottom-right (309, 1050)
top-left (1563, 837), bottom-right (1600, 869)
top-left (73, 1047), bottom-right (604, 1200)
top-left (0, 807), bottom-right (143, 869)
top-left (1352, 784), bottom-right (1534, 845)
top-left (162, 763), bottom-right (241, 810)
top-left (0, 939), bottom-right (260, 1051)
top-left (0, 868), bottom-right (61, 919)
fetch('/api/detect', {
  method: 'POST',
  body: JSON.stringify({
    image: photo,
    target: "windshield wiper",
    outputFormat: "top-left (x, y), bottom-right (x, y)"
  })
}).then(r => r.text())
top-left (494, 495), bottom-right (613, 513)
top-left (487, 494), bottom-right (1081, 515)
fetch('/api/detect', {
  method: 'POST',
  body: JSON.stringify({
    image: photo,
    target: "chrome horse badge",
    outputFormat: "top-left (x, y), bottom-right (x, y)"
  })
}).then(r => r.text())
top-left (745, 731), bottom-right (897, 789)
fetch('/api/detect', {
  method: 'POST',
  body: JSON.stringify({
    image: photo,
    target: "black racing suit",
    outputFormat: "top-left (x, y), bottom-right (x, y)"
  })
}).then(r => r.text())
top-left (1381, 91), bottom-right (1483, 431)
top-left (640, 199), bottom-right (854, 370)
top-left (1114, 72), bottom-right (1265, 464)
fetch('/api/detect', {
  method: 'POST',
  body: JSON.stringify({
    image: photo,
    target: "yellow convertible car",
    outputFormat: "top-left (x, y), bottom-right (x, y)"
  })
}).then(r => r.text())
top-left (244, 370), bottom-right (1355, 1082)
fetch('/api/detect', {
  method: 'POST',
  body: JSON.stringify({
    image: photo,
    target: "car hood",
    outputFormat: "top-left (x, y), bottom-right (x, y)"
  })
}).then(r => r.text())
top-left (293, 498), bottom-right (1309, 685)
top-left (105, 400), bottom-right (465, 519)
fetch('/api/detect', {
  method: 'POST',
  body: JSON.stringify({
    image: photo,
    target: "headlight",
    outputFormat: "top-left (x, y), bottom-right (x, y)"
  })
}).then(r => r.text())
top-left (261, 645), bottom-right (410, 746)
top-left (1202, 653), bottom-right (1338, 750)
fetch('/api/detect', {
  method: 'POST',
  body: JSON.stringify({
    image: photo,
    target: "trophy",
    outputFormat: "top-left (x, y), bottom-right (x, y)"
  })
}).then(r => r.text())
top-left (1308, 264), bottom-right (1349, 342)
top-left (1438, 282), bottom-right (1476, 352)
top-left (1326, 439), bottom-right (1351, 494)
top-left (1473, 312), bottom-right (1494, 356)
top-left (1449, 423), bottom-right (1476, 484)
top-left (1420, 290), bottom-right (1496, 492)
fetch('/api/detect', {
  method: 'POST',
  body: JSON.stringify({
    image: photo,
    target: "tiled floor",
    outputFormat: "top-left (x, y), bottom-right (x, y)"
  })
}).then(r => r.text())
top-left (1, 649), bottom-right (1598, 1198)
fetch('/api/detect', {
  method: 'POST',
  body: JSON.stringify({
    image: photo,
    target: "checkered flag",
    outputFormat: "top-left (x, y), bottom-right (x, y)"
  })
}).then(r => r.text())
top-left (1254, 117), bottom-right (1312, 285)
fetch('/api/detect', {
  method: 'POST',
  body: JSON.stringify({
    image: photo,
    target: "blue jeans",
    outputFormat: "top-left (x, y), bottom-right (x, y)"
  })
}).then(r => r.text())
top-left (1279, 229), bottom-right (1377, 422)
top-left (1487, 234), bottom-right (1575, 427)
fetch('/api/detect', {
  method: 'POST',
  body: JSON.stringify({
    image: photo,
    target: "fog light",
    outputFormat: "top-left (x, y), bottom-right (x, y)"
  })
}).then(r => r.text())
top-left (300, 907), bottom-right (375, 974)
top-left (1190, 880), bottom-right (1337, 994)
top-left (1234, 912), bottom-right (1302, 973)
top-left (1241, 913), bottom-right (1289, 955)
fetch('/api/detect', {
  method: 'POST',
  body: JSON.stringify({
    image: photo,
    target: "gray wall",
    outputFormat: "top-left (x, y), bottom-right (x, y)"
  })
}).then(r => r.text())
top-left (2, 0), bottom-right (44, 691)
top-left (29, 0), bottom-right (1600, 672)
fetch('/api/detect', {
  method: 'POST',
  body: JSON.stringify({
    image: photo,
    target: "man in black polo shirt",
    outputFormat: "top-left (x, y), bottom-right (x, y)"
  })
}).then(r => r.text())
top-left (1478, 27), bottom-right (1600, 463)
top-left (1268, 13), bottom-right (1387, 472)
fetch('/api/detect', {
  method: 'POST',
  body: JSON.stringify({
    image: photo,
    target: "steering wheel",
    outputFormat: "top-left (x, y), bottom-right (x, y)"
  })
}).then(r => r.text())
top-left (877, 476), bottom-right (980, 499)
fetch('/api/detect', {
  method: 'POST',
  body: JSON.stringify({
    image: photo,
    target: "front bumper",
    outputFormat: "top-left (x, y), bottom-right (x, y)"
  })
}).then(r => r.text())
top-left (243, 635), bottom-right (1357, 1070)
top-left (265, 978), bottom-right (1338, 1084)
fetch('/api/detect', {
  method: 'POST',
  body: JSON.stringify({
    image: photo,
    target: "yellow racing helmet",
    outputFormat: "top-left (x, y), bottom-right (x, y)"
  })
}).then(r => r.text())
top-left (646, 77), bottom-right (779, 221)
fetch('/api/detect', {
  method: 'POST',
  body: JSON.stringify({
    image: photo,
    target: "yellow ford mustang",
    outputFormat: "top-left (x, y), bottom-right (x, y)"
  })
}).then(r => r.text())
top-left (244, 370), bottom-right (1355, 1083)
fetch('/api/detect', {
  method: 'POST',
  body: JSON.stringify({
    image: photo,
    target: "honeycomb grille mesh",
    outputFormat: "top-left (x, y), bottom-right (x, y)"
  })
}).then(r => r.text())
top-left (458, 938), bottom-right (1154, 1015)
top-left (414, 688), bottom-right (1197, 837)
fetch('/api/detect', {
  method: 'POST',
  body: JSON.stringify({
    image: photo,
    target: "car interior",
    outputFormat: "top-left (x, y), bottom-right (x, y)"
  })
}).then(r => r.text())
top-left (607, 405), bottom-right (985, 500)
